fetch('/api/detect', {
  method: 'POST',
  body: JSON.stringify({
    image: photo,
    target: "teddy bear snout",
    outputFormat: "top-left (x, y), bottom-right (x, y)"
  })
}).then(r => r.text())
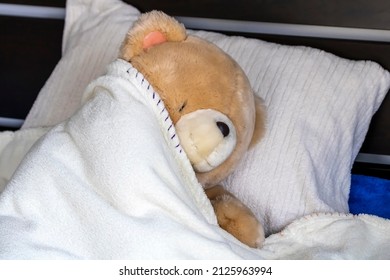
top-left (175, 109), bottom-right (237, 173)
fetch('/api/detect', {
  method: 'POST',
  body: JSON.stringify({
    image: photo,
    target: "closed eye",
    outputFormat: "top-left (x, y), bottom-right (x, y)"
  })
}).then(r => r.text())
top-left (178, 101), bottom-right (187, 112)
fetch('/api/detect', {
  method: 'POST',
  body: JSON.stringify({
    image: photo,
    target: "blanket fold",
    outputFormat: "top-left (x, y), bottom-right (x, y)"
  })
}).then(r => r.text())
top-left (0, 59), bottom-right (259, 259)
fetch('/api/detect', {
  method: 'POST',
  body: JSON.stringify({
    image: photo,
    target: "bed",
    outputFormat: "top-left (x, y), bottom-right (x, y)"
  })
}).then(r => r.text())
top-left (0, 0), bottom-right (389, 259)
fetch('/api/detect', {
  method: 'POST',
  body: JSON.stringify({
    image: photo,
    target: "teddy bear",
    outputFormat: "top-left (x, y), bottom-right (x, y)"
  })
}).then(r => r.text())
top-left (120, 11), bottom-right (266, 248)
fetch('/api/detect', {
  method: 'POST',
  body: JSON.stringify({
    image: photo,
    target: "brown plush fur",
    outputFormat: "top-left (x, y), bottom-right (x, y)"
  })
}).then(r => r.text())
top-left (120, 11), bottom-right (266, 248)
top-left (206, 185), bottom-right (265, 247)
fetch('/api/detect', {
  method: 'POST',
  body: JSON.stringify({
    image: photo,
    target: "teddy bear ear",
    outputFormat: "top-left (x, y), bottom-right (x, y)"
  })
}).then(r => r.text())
top-left (249, 96), bottom-right (267, 149)
top-left (120, 11), bottom-right (187, 61)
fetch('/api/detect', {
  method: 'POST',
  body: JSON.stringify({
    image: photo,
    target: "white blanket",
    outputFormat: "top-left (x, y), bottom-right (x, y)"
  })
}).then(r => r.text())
top-left (0, 59), bottom-right (389, 259)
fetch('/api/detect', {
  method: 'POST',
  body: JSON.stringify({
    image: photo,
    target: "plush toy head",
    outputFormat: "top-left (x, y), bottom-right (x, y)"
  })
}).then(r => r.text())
top-left (120, 11), bottom-right (266, 188)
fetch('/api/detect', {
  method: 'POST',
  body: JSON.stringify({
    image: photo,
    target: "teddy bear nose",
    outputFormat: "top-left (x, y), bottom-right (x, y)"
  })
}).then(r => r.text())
top-left (216, 121), bottom-right (230, 137)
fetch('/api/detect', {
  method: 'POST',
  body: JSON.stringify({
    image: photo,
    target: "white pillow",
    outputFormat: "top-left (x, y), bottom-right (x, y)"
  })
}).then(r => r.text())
top-left (207, 31), bottom-right (390, 233)
top-left (22, 0), bottom-right (140, 128)
top-left (22, 0), bottom-right (390, 235)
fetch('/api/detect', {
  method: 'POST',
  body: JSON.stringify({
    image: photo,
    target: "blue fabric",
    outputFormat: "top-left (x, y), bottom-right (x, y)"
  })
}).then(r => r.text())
top-left (349, 174), bottom-right (390, 219)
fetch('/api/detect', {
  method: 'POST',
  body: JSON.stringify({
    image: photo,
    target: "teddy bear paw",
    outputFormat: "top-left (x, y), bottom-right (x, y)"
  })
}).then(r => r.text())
top-left (212, 194), bottom-right (265, 248)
